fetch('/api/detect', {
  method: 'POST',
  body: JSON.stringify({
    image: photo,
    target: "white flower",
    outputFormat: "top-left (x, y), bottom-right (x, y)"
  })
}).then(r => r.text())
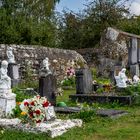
top-left (53, 59), bottom-right (58, 63)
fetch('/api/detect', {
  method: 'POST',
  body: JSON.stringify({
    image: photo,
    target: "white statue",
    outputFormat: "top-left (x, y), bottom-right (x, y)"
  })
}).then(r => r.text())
top-left (133, 75), bottom-right (140, 84)
top-left (42, 57), bottom-right (50, 71)
top-left (40, 57), bottom-right (52, 76)
top-left (7, 47), bottom-right (15, 64)
top-left (0, 60), bottom-right (12, 95)
top-left (115, 68), bottom-right (128, 88)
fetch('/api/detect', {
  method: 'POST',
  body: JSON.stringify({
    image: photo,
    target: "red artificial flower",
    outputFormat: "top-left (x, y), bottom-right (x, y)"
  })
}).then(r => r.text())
top-left (35, 110), bottom-right (41, 115)
top-left (29, 112), bottom-right (34, 118)
top-left (24, 101), bottom-right (29, 106)
top-left (42, 101), bottom-right (49, 107)
top-left (30, 101), bottom-right (35, 106)
top-left (36, 120), bottom-right (41, 123)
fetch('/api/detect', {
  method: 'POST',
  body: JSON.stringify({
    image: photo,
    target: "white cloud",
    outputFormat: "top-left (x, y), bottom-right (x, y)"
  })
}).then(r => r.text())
top-left (130, 1), bottom-right (140, 15)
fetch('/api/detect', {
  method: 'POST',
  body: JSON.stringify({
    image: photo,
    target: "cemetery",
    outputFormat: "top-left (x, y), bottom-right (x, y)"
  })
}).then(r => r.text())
top-left (0, 28), bottom-right (140, 139)
top-left (0, 0), bottom-right (140, 140)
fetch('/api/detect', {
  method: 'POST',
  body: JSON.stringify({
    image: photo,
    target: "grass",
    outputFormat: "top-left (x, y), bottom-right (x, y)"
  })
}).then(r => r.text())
top-left (0, 90), bottom-right (140, 140)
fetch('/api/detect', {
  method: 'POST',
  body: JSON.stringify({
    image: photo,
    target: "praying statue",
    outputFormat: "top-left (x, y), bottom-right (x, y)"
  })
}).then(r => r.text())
top-left (42, 57), bottom-right (50, 71)
top-left (40, 57), bottom-right (52, 77)
top-left (6, 47), bottom-right (15, 64)
top-left (0, 60), bottom-right (11, 94)
top-left (115, 68), bottom-right (128, 88)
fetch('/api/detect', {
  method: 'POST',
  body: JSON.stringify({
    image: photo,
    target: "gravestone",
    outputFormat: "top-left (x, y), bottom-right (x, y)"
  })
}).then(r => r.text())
top-left (39, 74), bottom-right (56, 106)
top-left (110, 65), bottom-right (122, 84)
top-left (39, 58), bottom-right (56, 105)
top-left (137, 39), bottom-right (140, 63)
top-left (75, 68), bottom-right (93, 94)
top-left (128, 37), bottom-right (138, 65)
top-left (8, 63), bottom-right (20, 87)
top-left (130, 64), bottom-right (139, 77)
top-left (6, 47), bottom-right (20, 87)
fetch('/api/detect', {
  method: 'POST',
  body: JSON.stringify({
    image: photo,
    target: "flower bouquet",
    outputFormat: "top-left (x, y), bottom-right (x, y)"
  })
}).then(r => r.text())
top-left (20, 95), bottom-right (56, 125)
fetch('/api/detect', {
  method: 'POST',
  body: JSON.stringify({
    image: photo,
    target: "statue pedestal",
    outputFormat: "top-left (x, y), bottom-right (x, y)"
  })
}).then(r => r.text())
top-left (8, 63), bottom-right (20, 87)
top-left (0, 94), bottom-right (16, 117)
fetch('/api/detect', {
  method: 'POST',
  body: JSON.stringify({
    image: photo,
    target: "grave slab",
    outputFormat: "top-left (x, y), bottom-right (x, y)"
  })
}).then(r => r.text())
top-left (69, 94), bottom-right (134, 105)
top-left (54, 107), bottom-right (128, 118)
top-left (0, 118), bottom-right (82, 138)
top-left (55, 107), bottom-right (82, 113)
top-left (96, 109), bottom-right (128, 118)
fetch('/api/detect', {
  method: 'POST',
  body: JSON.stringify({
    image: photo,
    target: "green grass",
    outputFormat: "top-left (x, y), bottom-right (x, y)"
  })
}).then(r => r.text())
top-left (0, 90), bottom-right (140, 140)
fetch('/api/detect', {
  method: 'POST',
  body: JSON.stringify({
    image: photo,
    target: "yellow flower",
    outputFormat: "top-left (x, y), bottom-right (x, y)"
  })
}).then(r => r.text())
top-left (16, 102), bottom-right (21, 105)
top-left (21, 111), bottom-right (27, 116)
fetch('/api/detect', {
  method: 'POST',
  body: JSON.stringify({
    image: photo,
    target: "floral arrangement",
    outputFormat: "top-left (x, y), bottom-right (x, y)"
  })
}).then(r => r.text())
top-left (60, 66), bottom-right (76, 87)
top-left (66, 67), bottom-right (75, 77)
top-left (19, 95), bottom-right (51, 124)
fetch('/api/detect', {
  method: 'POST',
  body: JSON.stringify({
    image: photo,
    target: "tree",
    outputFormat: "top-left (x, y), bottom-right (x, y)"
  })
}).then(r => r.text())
top-left (0, 0), bottom-right (60, 46)
top-left (58, 0), bottom-right (130, 49)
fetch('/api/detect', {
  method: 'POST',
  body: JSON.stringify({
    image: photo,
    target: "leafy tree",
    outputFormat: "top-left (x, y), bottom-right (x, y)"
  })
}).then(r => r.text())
top-left (58, 0), bottom-right (130, 49)
top-left (0, 0), bottom-right (60, 47)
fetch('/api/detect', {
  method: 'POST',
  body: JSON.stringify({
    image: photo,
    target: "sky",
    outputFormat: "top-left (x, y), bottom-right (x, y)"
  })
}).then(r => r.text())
top-left (56, 0), bottom-right (140, 16)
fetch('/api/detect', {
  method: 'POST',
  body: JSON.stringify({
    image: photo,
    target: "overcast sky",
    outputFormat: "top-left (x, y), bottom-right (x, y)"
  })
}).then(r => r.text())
top-left (56, 0), bottom-right (140, 16)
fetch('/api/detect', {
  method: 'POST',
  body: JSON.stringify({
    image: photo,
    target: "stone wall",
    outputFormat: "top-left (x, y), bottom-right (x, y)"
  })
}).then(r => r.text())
top-left (0, 44), bottom-right (87, 81)
top-left (77, 27), bottom-right (140, 77)
top-left (100, 27), bottom-right (140, 77)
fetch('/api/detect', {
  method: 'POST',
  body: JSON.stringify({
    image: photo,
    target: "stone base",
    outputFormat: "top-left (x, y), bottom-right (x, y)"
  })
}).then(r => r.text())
top-left (0, 118), bottom-right (82, 138)
top-left (69, 94), bottom-right (134, 105)
top-left (0, 94), bottom-right (16, 117)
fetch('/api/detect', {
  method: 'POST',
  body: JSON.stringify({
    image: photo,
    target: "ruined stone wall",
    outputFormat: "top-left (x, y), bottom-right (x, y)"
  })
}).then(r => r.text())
top-left (0, 44), bottom-right (86, 81)
top-left (77, 27), bottom-right (140, 77)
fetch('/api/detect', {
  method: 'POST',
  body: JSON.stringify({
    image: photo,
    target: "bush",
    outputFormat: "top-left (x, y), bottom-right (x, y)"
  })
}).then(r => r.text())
top-left (12, 88), bottom-right (34, 102)
top-left (70, 110), bottom-right (95, 123)
top-left (61, 77), bottom-right (76, 87)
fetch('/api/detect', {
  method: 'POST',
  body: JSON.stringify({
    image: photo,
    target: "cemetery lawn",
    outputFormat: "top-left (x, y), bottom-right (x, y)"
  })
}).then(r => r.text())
top-left (0, 90), bottom-right (140, 140)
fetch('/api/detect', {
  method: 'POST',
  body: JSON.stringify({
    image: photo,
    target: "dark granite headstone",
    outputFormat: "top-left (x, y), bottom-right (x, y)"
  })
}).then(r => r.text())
top-left (128, 37), bottom-right (138, 65)
top-left (130, 64), bottom-right (139, 77)
top-left (39, 74), bottom-right (56, 106)
top-left (75, 68), bottom-right (93, 94)
top-left (110, 65), bottom-right (122, 84)
top-left (8, 63), bottom-right (20, 87)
